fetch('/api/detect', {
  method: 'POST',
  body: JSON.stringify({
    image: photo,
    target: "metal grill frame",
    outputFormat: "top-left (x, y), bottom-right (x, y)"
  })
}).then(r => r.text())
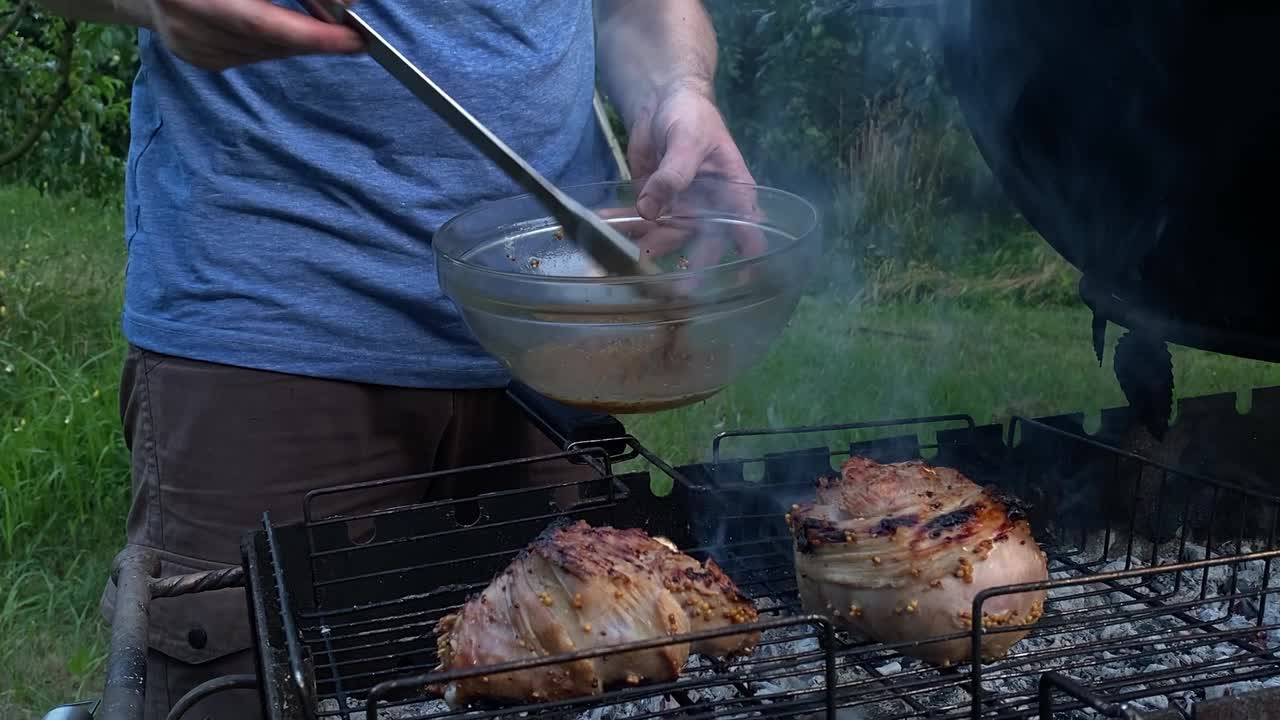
top-left (242, 403), bottom-right (1280, 720)
top-left (695, 412), bottom-right (1280, 718)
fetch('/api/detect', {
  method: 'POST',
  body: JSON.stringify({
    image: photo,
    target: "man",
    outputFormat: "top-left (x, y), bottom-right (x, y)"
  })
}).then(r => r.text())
top-left (33, 0), bottom-right (755, 717)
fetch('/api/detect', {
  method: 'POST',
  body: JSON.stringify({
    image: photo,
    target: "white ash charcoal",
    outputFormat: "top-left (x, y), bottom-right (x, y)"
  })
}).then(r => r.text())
top-left (682, 680), bottom-right (741, 705)
top-left (317, 696), bottom-right (452, 720)
top-left (1108, 590), bottom-right (1140, 605)
top-left (1139, 694), bottom-right (1170, 711)
top-left (1194, 603), bottom-right (1231, 623)
top-left (751, 632), bottom-right (820, 660)
top-left (1200, 563), bottom-right (1238, 590)
top-left (1181, 543), bottom-right (1209, 561)
top-left (751, 676), bottom-right (817, 697)
top-left (1100, 622), bottom-right (1132, 641)
top-left (750, 679), bottom-right (791, 696)
top-left (582, 695), bottom-right (675, 720)
top-left (1229, 680), bottom-right (1265, 696)
top-left (753, 595), bottom-right (787, 612)
top-left (874, 661), bottom-right (901, 675)
top-left (1203, 680), bottom-right (1266, 701)
top-left (1100, 556), bottom-right (1145, 574)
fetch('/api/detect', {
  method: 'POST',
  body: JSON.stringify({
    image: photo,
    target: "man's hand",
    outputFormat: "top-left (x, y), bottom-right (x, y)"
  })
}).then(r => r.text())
top-left (626, 84), bottom-right (752, 222)
top-left (596, 1), bottom-right (768, 268)
top-left (621, 83), bottom-right (768, 268)
top-left (144, 0), bottom-right (364, 70)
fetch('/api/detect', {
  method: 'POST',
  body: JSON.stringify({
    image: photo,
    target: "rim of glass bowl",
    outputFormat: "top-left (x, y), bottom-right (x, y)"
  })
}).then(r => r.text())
top-left (432, 178), bottom-right (821, 288)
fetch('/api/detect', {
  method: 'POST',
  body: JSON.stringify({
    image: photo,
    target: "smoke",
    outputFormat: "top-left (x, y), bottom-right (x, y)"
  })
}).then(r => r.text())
top-left (672, 1), bottom-right (998, 555)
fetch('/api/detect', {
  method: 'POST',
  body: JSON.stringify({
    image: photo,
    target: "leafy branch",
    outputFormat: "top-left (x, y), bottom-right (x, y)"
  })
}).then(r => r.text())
top-left (0, 0), bottom-right (30, 40)
top-left (0, 11), bottom-right (77, 168)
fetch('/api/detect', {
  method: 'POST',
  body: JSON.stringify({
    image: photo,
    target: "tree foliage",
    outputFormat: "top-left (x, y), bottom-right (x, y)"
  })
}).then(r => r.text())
top-left (705, 1), bottom-right (952, 195)
top-left (0, 1), bottom-right (137, 199)
top-left (0, 1), bottom-right (1008, 256)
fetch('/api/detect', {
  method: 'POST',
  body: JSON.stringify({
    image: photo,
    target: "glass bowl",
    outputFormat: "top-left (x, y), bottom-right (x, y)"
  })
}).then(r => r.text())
top-left (433, 178), bottom-right (822, 413)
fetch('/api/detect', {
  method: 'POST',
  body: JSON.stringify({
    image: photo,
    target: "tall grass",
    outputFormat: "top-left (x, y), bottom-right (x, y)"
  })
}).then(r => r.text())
top-left (0, 186), bottom-right (128, 715)
top-left (813, 92), bottom-right (1079, 307)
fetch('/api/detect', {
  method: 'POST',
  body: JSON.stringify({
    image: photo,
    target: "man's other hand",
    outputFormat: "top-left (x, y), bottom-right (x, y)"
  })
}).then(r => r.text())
top-left (626, 85), bottom-right (768, 263)
top-left (144, 0), bottom-right (364, 70)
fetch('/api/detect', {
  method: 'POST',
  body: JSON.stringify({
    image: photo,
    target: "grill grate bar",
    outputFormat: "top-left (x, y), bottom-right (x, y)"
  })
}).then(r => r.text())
top-left (985, 655), bottom-right (1280, 720)
top-left (300, 610), bottom-right (450, 646)
top-left (308, 629), bottom-right (824, 692)
top-left (306, 504), bottom-right (615, 560)
top-left (1051, 552), bottom-right (1280, 660)
top-left (310, 546), bottom-right (527, 591)
top-left (351, 648), bottom-right (834, 720)
top-left (985, 621), bottom-right (1280, 684)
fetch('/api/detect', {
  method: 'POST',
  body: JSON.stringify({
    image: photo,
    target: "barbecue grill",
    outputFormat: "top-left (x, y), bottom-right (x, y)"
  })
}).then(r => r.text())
top-left (50, 383), bottom-right (1280, 720)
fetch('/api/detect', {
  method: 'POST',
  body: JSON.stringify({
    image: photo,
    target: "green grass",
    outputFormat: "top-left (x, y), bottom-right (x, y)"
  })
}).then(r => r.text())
top-left (1, 186), bottom-right (130, 717)
top-left (4, 183), bottom-right (1280, 716)
top-left (622, 297), bottom-right (1280, 465)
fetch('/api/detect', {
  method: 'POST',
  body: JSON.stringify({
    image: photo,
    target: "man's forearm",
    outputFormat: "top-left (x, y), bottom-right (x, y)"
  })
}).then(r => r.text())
top-left (595, 0), bottom-right (718, 124)
top-left (34, 0), bottom-right (151, 27)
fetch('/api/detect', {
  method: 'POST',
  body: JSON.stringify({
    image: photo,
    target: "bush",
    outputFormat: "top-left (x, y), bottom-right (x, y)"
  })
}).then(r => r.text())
top-left (705, 0), bottom-right (1041, 298)
top-left (0, 2), bottom-right (137, 199)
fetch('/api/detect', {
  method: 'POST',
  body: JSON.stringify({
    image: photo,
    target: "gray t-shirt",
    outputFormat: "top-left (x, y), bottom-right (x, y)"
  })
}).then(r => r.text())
top-left (120, 0), bottom-right (617, 388)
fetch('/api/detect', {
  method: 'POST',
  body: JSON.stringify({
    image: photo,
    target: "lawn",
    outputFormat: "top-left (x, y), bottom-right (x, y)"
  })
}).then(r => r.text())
top-left (4, 184), bottom-right (1280, 716)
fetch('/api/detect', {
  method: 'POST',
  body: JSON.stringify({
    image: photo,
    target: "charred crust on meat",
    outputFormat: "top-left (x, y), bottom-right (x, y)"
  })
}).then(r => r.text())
top-left (923, 504), bottom-right (979, 538)
top-left (791, 516), bottom-right (848, 553)
top-left (981, 485), bottom-right (1030, 521)
top-left (872, 514), bottom-right (919, 537)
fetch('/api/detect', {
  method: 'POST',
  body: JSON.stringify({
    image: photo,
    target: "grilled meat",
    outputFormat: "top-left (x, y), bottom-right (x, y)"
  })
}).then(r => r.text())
top-left (789, 456), bottom-right (1048, 665)
top-left (433, 519), bottom-right (759, 707)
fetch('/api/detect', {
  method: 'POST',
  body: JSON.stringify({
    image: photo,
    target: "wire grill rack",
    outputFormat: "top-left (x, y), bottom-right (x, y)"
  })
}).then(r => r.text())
top-left (242, 409), bottom-right (1280, 720)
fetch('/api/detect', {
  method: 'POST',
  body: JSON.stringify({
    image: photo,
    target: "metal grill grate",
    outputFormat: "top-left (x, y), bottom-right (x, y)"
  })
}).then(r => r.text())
top-left (243, 409), bottom-right (1280, 720)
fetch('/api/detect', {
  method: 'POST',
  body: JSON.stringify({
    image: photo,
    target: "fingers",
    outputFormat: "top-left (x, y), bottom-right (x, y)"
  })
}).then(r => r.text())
top-left (636, 220), bottom-right (698, 262)
top-left (635, 122), bottom-right (707, 221)
top-left (625, 121), bottom-right (660, 182)
top-left (156, 15), bottom-right (292, 69)
top-left (215, 0), bottom-right (365, 54)
top-left (150, 0), bottom-right (365, 70)
top-left (717, 181), bottom-right (770, 259)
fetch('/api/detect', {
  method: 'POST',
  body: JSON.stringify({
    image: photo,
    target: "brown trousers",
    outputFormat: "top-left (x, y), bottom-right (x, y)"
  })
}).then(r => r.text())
top-left (99, 345), bottom-right (590, 720)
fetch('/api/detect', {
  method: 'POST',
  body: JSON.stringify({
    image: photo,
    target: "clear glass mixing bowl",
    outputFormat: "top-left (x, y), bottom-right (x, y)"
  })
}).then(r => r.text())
top-left (433, 178), bottom-right (822, 413)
